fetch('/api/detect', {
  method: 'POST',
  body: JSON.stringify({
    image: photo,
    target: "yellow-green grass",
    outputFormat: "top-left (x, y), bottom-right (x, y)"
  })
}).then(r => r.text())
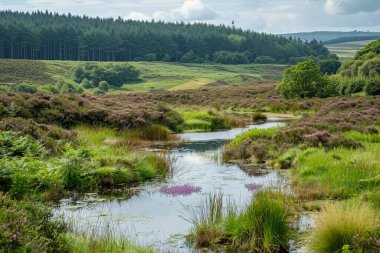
top-left (295, 143), bottom-right (380, 200)
top-left (75, 126), bottom-right (172, 182)
top-left (326, 40), bottom-right (375, 60)
top-left (0, 59), bottom-right (285, 93)
top-left (307, 201), bottom-right (379, 253)
top-left (174, 106), bottom-right (246, 132)
top-left (168, 78), bottom-right (214, 91)
top-left (60, 233), bottom-right (155, 253)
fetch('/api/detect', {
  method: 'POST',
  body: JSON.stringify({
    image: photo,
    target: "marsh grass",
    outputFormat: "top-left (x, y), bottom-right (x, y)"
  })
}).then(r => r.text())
top-left (295, 144), bottom-right (380, 200)
top-left (175, 107), bottom-right (248, 132)
top-left (252, 112), bottom-right (268, 122)
top-left (188, 190), bottom-right (291, 252)
top-left (307, 201), bottom-right (379, 253)
top-left (227, 127), bottom-right (279, 148)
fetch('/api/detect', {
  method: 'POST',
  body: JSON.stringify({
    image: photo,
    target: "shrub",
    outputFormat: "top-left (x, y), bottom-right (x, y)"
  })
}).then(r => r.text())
top-left (98, 80), bottom-right (110, 92)
top-left (364, 78), bottom-right (380, 95)
top-left (73, 63), bottom-right (140, 87)
top-left (280, 60), bottom-right (337, 98)
top-left (319, 59), bottom-right (341, 75)
top-left (0, 194), bottom-right (66, 252)
top-left (213, 51), bottom-right (250, 64)
top-left (254, 56), bottom-right (276, 64)
top-left (10, 84), bottom-right (37, 94)
top-left (308, 202), bottom-right (379, 253)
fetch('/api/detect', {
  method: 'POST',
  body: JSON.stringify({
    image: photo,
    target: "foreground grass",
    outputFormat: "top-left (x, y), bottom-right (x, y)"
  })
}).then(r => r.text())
top-left (307, 201), bottom-right (380, 253)
top-left (59, 233), bottom-right (154, 253)
top-left (188, 190), bottom-right (291, 253)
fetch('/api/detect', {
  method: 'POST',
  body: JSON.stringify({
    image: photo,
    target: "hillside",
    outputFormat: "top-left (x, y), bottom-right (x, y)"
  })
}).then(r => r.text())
top-left (338, 38), bottom-right (380, 77)
top-left (0, 11), bottom-right (330, 64)
top-left (0, 59), bottom-right (285, 93)
top-left (281, 31), bottom-right (380, 42)
top-left (326, 40), bottom-right (376, 60)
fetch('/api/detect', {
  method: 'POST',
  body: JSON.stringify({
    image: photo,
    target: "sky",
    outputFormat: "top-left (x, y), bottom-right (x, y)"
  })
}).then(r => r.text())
top-left (1, 0), bottom-right (379, 34)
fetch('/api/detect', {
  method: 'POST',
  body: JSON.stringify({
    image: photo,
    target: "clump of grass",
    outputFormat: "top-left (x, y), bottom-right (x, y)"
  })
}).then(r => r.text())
top-left (224, 190), bottom-right (290, 252)
top-left (188, 192), bottom-right (224, 247)
top-left (59, 232), bottom-right (154, 253)
top-left (138, 124), bottom-right (171, 141)
top-left (252, 112), bottom-right (268, 123)
top-left (227, 127), bottom-right (279, 148)
top-left (188, 190), bottom-right (291, 252)
top-left (307, 202), bottom-right (379, 253)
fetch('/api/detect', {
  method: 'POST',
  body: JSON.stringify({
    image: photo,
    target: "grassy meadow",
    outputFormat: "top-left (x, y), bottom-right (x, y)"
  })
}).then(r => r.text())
top-left (0, 59), bottom-right (285, 93)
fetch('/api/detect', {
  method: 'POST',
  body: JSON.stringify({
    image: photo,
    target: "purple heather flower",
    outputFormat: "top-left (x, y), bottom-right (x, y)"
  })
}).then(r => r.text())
top-left (245, 183), bottom-right (263, 191)
top-left (160, 185), bottom-right (202, 196)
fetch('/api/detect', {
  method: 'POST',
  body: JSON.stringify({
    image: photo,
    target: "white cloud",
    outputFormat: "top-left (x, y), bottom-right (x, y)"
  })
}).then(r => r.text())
top-left (153, 0), bottom-right (217, 21)
top-left (176, 0), bottom-right (217, 20)
top-left (325, 0), bottom-right (380, 15)
top-left (125, 11), bottom-right (151, 21)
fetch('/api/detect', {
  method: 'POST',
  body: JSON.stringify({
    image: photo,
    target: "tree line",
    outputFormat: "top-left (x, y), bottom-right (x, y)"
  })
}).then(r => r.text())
top-left (0, 10), bottom-right (333, 64)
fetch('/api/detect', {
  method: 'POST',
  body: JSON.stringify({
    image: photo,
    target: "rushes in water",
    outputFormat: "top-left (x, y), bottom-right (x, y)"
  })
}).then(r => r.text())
top-left (188, 190), bottom-right (291, 252)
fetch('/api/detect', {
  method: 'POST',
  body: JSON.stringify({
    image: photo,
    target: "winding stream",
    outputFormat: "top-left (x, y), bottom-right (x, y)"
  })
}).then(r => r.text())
top-left (55, 121), bottom-right (286, 252)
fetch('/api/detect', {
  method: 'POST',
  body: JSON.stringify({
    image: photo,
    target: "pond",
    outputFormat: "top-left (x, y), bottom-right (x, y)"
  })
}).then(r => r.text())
top-left (54, 121), bottom-right (286, 252)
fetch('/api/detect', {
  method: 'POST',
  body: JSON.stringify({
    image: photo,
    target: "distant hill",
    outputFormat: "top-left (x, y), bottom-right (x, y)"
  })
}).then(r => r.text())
top-left (280, 31), bottom-right (380, 42)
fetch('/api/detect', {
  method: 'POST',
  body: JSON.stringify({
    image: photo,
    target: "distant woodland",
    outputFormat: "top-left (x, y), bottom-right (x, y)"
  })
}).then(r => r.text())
top-left (0, 11), bottom-right (333, 64)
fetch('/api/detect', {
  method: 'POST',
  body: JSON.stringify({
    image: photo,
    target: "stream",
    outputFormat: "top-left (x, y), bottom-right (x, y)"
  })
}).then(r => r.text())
top-left (54, 121), bottom-right (287, 252)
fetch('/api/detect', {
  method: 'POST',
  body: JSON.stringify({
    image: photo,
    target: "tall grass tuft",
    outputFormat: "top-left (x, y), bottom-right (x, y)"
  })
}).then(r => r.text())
top-left (224, 190), bottom-right (289, 252)
top-left (139, 124), bottom-right (171, 141)
top-left (188, 192), bottom-right (224, 247)
top-left (308, 202), bottom-right (379, 253)
top-left (188, 190), bottom-right (290, 252)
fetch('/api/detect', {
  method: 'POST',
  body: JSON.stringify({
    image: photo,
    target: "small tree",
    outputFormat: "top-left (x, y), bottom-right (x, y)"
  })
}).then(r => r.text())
top-left (280, 59), bottom-right (334, 98)
top-left (98, 81), bottom-right (110, 92)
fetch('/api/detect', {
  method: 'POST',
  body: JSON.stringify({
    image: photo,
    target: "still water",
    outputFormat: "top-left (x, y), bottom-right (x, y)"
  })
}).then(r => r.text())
top-left (55, 122), bottom-right (286, 252)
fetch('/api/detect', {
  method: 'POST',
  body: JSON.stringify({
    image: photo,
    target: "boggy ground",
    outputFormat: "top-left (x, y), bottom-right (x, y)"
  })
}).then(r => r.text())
top-left (188, 93), bottom-right (380, 252)
top-left (1, 83), bottom-right (379, 252)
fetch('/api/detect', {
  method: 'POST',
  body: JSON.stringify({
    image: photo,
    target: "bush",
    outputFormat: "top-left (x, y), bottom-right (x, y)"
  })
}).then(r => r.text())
top-left (10, 84), bottom-right (37, 94)
top-left (0, 194), bottom-right (66, 252)
top-left (319, 59), bottom-right (341, 75)
top-left (280, 60), bottom-right (337, 98)
top-left (73, 63), bottom-right (140, 87)
top-left (213, 51), bottom-right (250, 64)
top-left (254, 56), bottom-right (276, 64)
top-left (98, 80), bottom-right (110, 92)
top-left (364, 78), bottom-right (380, 95)
top-left (308, 202), bottom-right (379, 253)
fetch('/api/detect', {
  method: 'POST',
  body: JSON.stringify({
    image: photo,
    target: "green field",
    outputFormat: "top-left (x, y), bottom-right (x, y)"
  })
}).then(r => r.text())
top-left (0, 60), bottom-right (285, 93)
top-left (326, 40), bottom-right (375, 60)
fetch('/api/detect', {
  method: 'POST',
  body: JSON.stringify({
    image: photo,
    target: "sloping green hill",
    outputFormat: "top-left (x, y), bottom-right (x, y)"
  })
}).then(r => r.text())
top-left (0, 60), bottom-right (285, 93)
top-left (326, 40), bottom-right (376, 60)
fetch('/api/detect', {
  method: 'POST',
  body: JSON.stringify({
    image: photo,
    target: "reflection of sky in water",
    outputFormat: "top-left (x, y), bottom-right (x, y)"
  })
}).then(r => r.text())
top-left (54, 122), bottom-right (286, 252)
